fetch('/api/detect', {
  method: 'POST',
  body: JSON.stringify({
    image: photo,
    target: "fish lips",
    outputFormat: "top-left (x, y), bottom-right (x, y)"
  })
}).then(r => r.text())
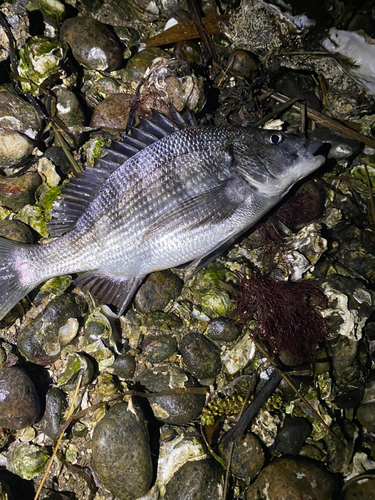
top-left (297, 139), bottom-right (326, 167)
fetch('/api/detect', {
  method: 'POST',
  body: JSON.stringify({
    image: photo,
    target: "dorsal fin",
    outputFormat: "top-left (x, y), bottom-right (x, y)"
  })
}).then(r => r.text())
top-left (47, 110), bottom-right (194, 237)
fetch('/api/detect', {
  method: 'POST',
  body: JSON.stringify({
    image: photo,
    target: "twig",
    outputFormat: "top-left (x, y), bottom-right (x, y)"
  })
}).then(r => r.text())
top-left (363, 163), bottom-right (375, 226)
top-left (34, 373), bottom-right (83, 500)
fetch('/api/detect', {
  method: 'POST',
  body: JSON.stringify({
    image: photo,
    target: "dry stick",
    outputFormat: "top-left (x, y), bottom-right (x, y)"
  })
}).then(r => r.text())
top-left (34, 373), bottom-right (84, 500)
top-left (265, 90), bottom-right (375, 149)
top-left (363, 163), bottom-right (375, 226)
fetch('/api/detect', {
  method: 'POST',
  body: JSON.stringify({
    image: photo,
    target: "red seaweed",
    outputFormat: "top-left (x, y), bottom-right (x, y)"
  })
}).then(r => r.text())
top-left (234, 271), bottom-right (329, 362)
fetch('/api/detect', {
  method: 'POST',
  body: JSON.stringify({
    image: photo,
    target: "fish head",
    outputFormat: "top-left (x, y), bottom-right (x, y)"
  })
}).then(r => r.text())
top-left (231, 128), bottom-right (326, 197)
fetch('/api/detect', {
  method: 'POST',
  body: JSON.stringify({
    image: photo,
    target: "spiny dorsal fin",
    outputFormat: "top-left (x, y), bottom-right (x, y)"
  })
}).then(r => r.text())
top-left (48, 110), bottom-right (194, 237)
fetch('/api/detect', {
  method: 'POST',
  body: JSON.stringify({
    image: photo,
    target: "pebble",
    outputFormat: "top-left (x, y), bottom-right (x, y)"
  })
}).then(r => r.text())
top-left (246, 456), bottom-right (338, 500)
top-left (17, 294), bottom-right (81, 365)
top-left (135, 270), bottom-right (183, 312)
top-left (0, 87), bottom-right (41, 138)
top-left (0, 129), bottom-right (34, 168)
top-left (205, 317), bottom-right (241, 342)
top-left (163, 458), bottom-right (221, 500)
top-left (219, 432), bottom-right (265, 483)
top-left (110, 353), bottom-right (136, 379)
top-left (38, 387), bottom-right (67, 439)
top-left (228, 49), bottom-right (257, 78)
top-left (179, 332), bottom-right (221, 382)
top-left (44, 146), bottom-right (73, 175)
top-left (60, 17), bottom-right (123, 71)
top-left (141, 332), bottom-right (177, 363)
top-left (0, 219), bottom-right (34, 243)
top-left (122, 48), bottom-right (170, 86)
top-left (53, 87), bottom-right (86, 146)
top-left (0, 172), bottom-right (41, 211)
top-left (356, 402), bottom-right (375, 433)
top-left (0, 366), bottom-right (40, 430)
top-left (138, 364), bottom-right (205, 424)
top-left (143, 311), bottom-right (182, 330)
top-left (341, 476), bottom-right (375, 500)
top-left (274, 416), bottom-right (312, 454)
top-left (90, 93), bottom-right (132, 129)
top-left (91, 401), bottom-right (152, 500)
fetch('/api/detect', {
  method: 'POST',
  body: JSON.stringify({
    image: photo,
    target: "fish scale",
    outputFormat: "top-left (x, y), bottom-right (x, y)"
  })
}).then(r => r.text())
top-left (0, 112), bottom-right (325, 319)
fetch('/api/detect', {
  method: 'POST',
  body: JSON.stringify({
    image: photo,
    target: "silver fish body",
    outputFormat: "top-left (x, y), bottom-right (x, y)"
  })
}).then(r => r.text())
top-left (0, 116), bottom-right (325, 319)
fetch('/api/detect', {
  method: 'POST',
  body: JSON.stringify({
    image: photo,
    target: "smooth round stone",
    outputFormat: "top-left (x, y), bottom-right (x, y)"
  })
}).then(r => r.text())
top-left (0, 172), bottom-right (41, 211)
top-left (38, 387), bottom-right (67, 439)
top-left (163, 459), bottom-right (221, 500)
top-left (138, 364), bottom-right (205, 424)
top-left (341, 476), bottom-right (375, 500)
top-left (274, 416), bottom-right (312, 455)
top-left (143, 311), bottom-right (182, 330)
top-left (122, 48), bottom-right (170, 85)
top-left (219, 432), bottom-right (265, 483)
top-left (135, 270), bottom-right (183, 313)
top-left (141, 333), bottom-right (177, 363)
top-left (90, 93), bottom-right (132, 129)
top-left (179, 332), bottom-right (221, 381)
top-left (246, 457), bottom-right (338, 500)
top-left (0, 129), bottom-right (34, 168)
top-left (228, 49), bottom-right (257, 78)
top-left (17, 294), bottom-right (81, 365)
top-left (7, 442), bottom-right (50, 480)
top-left (60, 17), bottom-right (122, 71)
top-left (0, 219), bottom-right (33, 243)
top-left (110, 353), bottom-right (136, 379)
top-left (91, 401), bottom-right (152, 500)
top-left (0, 366), bottom-right (40, 430)
top-left (206, 317), bottom-right (241, 342)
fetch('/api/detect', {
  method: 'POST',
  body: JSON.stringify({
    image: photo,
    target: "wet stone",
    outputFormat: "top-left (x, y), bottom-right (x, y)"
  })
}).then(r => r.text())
top-left (138, 364), bottom-right (205, 424)
top-left (17, 294), bottom-right (81, 365)
top-left (38, 387), bottom-right (67, 440)
top-left (341, 476), bottom-right (375, 500)
top-left (206, 317), bottom-right (241, 342)
top-left (0, 129), bottom-right (34, 168)
top-left (90, 93), bottom-right (132, 129)
top-left (60, 17), bottom-right (122, 71)
top-left (143, 311), bottom-right (183, 330)
top-left (274, 416), bottom-right (312, 454)
top-left (7, 442), bottom-right (50, 480)
top-left (356, 402), bottom-right (375, 433)
top-left (135, 270), bottom-right (183, 313)
top-left (246, 456), bottom-right (338, 500)
top-left (0, 367), bottom-right (40, 430)
top-left (163, 458), bottom-right (221, 500)
top-left (141, 332), bottom-right (177, 363)
top-left (53, 87), bottom-right (86, 146)
top-left (219, 432), bottom-right (265, 484)
top-left (179, 332), bottom-right (221, 382)
top-left (228, 49), bottom-right (257, 78)
top-left (0, 219), bottom-right (33, 243)
top-left (44, 146), bottom-right (73, 175)
top-left (91, 401), bottom-right (152, 500)
top-left (0, 88), bottom-right (42, 140)
top-left (110, 353), bottom-right (136, 379)
top-left (0, 172), bottom-right (41, 211)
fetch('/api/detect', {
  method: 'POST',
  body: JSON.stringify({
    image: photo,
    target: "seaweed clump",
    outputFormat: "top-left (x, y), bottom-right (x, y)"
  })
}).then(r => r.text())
top-left (234, 271), bottom-right (329, 362)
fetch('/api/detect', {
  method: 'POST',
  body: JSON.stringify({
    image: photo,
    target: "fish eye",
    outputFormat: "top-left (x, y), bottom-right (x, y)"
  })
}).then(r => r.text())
top-left (265, 132), bottom-right (284, 145)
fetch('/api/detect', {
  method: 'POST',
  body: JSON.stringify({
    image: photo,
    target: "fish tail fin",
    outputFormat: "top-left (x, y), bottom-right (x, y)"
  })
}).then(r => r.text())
top-left (0, 237), bottom-right (34, 320)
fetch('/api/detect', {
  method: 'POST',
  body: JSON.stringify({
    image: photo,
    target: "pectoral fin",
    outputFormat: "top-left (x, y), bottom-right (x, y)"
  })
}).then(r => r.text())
top-left (142, 179), bottom-right (246, 242)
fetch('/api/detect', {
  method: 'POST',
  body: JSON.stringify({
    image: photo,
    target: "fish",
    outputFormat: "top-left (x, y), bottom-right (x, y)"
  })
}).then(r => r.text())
top-left (0, 112), bottom-right (325, 320)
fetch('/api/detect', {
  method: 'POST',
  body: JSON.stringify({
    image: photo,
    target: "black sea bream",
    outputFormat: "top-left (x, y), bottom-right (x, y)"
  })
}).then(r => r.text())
top-left (0, 113), bottom-right (325, 319)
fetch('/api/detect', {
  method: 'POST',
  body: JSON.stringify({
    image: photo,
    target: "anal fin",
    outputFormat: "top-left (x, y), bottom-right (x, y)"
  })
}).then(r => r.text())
top-left (75, 271), bottom-right (143, 317)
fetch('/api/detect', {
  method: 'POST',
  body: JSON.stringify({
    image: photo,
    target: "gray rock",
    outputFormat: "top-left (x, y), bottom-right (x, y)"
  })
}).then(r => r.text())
top-left (341, 476), bottom-right (375, 500)
top-left (0, 367), bottom-right (40, 430)
top-left (39, 387), bottom-right (67, 439)
top-left (135, 270), bottom-right (183, 312)
top-left (110, 353), bottom-right (136, 379)
top-left (90, 93), bottom-right (132, 129)
top-left (246, 457), bottom-right (339, 500)
top-left (163, 459), bottom-right (221, 500)
top-left (0, 219), bottom-right (34, 243)
top-left (0, 172), bottom-right (41, 211)
top-left (179, 332), bottom-right (221, 381)
top-left (138, 364), bottom-right (205, 424)
top-left (60, 17), bottom-right (122, 71)
top-left (206, 317), bottom-right (241, 342)
top-left (91, 401), bottom-right (152, 500)
top-left (274, 416), bottom-right (312, 454)
top-left (141, 333), bottom-right (177, 363)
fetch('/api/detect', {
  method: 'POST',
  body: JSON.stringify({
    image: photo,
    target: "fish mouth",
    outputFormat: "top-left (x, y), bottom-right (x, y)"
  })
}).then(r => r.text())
top-left (298, 140), bottom-right (323, 158)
